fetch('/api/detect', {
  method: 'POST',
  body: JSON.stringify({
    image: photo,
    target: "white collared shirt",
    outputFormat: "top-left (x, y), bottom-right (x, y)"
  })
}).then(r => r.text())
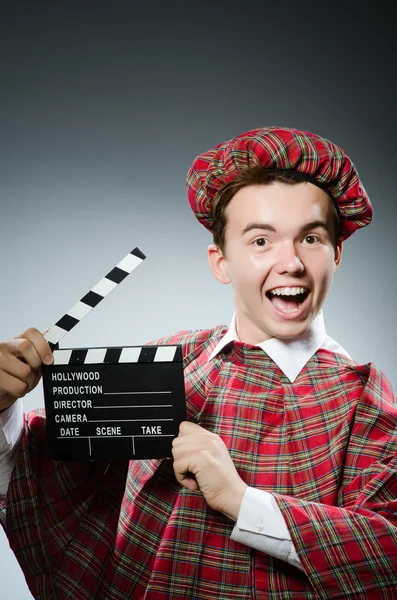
top-left (209, 311), bottom-right (350, 382)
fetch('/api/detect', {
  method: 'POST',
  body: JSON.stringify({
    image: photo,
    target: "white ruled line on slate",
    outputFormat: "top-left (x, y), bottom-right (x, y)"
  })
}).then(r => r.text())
top-left (103, 391), bottom-right (172, 395)
top-left (57, 434), bottom-right (176, 439)
top-left (93, 404), bottom-right (173, 409)
top-left (88, 419), bottom-right (174, 423)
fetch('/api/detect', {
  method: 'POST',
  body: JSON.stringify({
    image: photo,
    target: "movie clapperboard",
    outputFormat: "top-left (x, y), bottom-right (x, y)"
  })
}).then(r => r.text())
top-left (42, 248), bottom-right (186, 461)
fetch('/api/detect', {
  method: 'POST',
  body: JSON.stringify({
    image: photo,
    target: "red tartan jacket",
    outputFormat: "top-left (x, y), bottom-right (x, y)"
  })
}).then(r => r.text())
top-left (1, 325), bottom-right (397, 599)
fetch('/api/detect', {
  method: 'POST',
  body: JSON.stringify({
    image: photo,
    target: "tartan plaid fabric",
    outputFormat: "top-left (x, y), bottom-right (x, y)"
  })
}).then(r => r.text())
top-left (2, 326), bottom-right (397, 599)
top-left (186, 127), bottom-right (373, 240)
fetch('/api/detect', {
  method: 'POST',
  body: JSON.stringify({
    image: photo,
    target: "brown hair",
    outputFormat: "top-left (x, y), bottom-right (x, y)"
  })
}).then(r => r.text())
top-left (211, 167), bottom-right (341, 253)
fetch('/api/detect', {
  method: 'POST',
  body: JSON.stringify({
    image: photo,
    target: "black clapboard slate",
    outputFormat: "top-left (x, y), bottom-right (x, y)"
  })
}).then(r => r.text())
top-left (42, 344), bottom-right (186, 460)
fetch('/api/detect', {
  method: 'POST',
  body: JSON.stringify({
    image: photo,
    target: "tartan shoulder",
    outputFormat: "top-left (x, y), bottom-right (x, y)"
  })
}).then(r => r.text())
top-left (341, 362), bottom-right (397, 450)
top-left (147, 324), bottom-right (227, 356)
top-left (355, 361), bottom-right (397, 408)
top-left (314, 352), bottom-right (396, 417)
top-left (317, 350), bottom-right (395, 398)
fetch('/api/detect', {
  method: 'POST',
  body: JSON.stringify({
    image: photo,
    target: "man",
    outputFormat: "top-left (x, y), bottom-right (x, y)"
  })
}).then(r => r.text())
top-left (1, 126), bottom-right (396, 599)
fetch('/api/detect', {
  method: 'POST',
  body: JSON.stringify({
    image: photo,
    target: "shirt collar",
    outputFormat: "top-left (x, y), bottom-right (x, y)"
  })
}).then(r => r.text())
top-left (208, 311), bottom-right (328, 382)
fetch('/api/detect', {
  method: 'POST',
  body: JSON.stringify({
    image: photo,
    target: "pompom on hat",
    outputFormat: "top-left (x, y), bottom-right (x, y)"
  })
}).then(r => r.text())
top-left (186, 126), bottom-right (373, 240)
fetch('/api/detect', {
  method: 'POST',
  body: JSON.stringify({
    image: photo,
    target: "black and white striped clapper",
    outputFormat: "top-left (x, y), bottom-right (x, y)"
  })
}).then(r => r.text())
top-left (42, 248), bottom-right (186, 461)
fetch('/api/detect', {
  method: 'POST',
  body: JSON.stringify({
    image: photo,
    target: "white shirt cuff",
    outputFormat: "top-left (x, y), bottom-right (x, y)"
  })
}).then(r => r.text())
top-left (236, 486), bottom-right (291, 538)
top-left (231, 486), bottom-right (303, 571)
top-left (0, 400), bottom-right (23, 457)
top-left (0, 400), bottom-right (24, 498)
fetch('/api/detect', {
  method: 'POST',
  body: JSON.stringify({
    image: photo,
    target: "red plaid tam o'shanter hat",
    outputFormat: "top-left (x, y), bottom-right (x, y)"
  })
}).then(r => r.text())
top-left (186, 126), bottom-right (373, 240)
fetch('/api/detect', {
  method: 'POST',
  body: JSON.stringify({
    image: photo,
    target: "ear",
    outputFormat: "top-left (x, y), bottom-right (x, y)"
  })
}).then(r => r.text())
top-left (207, 244), bottom-right (232, 284)
top-left (333, 239), bottom-right (343, 273)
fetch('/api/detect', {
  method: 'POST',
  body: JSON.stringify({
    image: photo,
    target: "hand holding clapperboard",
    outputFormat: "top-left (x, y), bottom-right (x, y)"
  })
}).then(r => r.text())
top-left (42, 248), bottom-right (186, 460)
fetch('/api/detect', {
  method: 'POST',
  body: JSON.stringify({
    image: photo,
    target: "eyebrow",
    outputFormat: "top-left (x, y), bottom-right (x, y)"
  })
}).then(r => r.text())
top-left (242, 223), bottom-right (277, 235)
top-left (241, 220), bottom-right (330, 236)
top-left (300, 220), bottom-right (330, 233)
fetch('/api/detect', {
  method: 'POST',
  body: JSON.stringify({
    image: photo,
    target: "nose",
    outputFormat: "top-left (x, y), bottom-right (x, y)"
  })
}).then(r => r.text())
top-left (274, 242), bottom-right (304, 275)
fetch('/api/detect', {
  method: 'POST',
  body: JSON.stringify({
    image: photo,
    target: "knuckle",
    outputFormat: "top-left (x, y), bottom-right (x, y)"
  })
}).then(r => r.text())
top-left (20, 362), bottom-right (33, 379)
top-left (6, 378), bottom-right (28, 398)
top-left (16, 379), bottom-right (28, 396)
top-left (23, 327), bottom-right (40, 338)
top-left (18, 338), bottom-right (33, 354)
top-left (0, 341), bottom-right (11, 357)
top-left (208, 436), bottom-right (218, 451)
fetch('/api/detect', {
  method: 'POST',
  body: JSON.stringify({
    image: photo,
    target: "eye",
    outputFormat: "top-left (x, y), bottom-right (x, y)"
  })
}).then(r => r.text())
top-left (303, 234), bottom-right (321, 245)
top-left (253, 237), bottom-right (269, 247)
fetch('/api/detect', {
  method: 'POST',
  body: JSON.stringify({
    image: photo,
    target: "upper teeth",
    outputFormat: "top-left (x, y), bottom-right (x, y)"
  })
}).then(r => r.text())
top-left (270, 287), bottom-right (307, 296)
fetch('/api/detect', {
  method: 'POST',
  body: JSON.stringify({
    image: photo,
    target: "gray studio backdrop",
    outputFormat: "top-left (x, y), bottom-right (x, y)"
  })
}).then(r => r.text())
top-left (1, 2), bottom-right (396, 598)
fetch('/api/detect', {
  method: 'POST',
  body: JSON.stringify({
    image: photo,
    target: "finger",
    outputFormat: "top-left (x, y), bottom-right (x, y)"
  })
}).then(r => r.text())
top-left (13, 327), bottom-right (53, 366)
top-left (3, 338), bottom-right (43, 371)
top-left (20, 327), bottom-right (54, 364)
top-left (172, 432), bottom-right (204, 454)
top-left (179, 477), bottom-right (199, 491)
top-left (172, 456), bottom-right (199, 490)
top-left (173, 428), bottom-right (222, 454)
top-left (0, 369), bottom-right (29, 399)
top-left (178, 421), bottom-right (206, 436)
top-left (0, 352), bottom-right (35, 380)
top-left (172, 438), bottom-right (211, 461)
top-left (0, 358), bottom-right (42, 396)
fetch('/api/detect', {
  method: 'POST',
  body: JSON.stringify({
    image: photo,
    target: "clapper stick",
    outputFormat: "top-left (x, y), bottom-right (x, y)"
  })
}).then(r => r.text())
top-left (41, 246), bottom-right (186, 461)
top-left (44, 247), bottom-right (146, 350)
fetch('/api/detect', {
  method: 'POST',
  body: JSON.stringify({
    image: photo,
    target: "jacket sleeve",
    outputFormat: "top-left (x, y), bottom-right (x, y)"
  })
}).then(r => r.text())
top-left (1, 409), bottom-right (129, 599)
top-left (272, 364), bottom-right (397, 599)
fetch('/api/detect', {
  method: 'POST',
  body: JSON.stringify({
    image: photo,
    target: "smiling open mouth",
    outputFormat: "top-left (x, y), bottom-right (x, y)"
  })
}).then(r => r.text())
top-left (266, 286), bottom-right (310, 314)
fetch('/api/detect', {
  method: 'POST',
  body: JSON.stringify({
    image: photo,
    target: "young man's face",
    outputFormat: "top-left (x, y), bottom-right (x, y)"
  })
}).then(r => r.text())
top-left (208, 182), bottom-right (342, 344)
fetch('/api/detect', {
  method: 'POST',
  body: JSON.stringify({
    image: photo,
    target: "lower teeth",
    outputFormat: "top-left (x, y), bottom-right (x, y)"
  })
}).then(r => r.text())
top-left (269, 293), bottom-right (306, 315)
top-left (281, 305), bottom-right (301, 314)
